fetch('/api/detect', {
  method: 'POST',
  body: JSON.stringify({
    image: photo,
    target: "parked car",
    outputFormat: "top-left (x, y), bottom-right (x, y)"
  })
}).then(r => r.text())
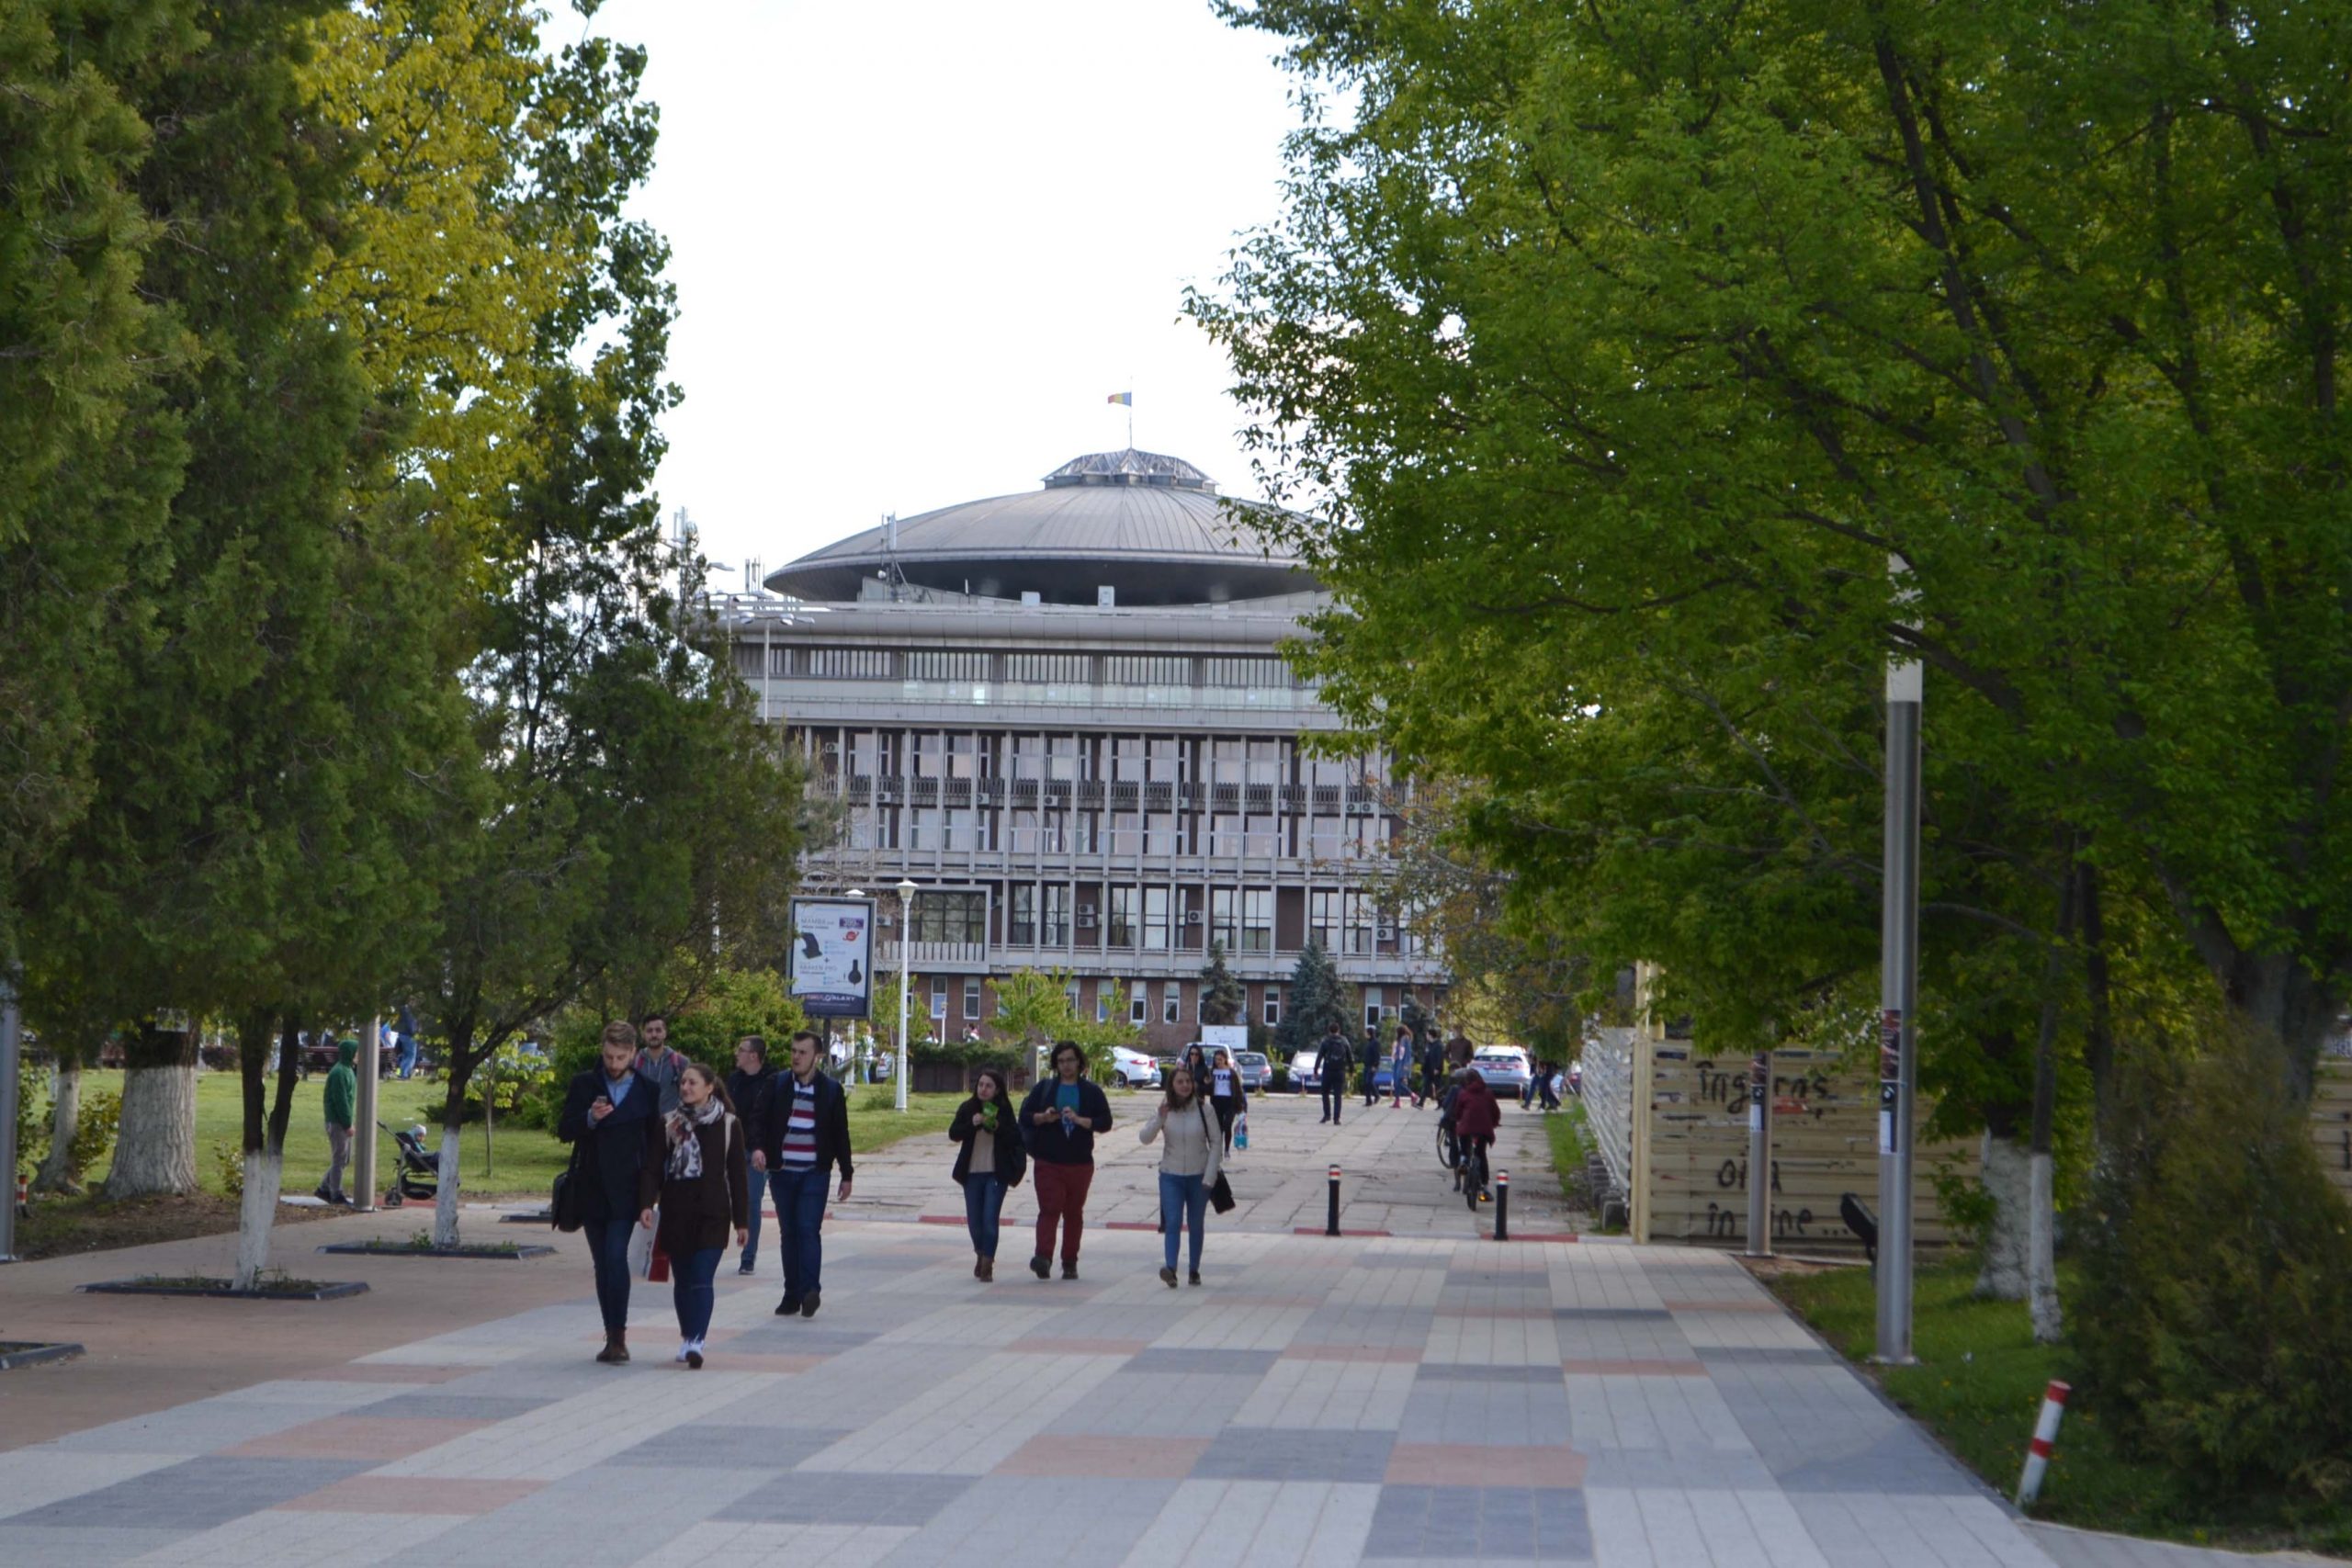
top-left (1471, 1047), bottom-right (1533, 1098)
top-left (1232, 1051), bottom-right (1273, 1093)
top-left (1108, 1046), bottom-right (1162, 1090)
top-left (1288, 1045), bottom-right (1322, 1093)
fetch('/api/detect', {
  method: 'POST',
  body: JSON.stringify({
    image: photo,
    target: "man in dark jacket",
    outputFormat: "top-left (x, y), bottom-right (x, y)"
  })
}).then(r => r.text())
top-left (727, 1036), bottom-right (778, 1277)
top-left (1420, 1032), bottom-right (1447, 1106)
top-left (753, 1030), bottom-right (854, 1318)
top-left (1316, 1021), bottom-right (1352, 1126)
top-left (316, 1037), bottom-right (357, 1205)
top-left (1019, 1041), bottom-right (1114, 1280)
top-left (558, 1021), bottom-right (663, 1363)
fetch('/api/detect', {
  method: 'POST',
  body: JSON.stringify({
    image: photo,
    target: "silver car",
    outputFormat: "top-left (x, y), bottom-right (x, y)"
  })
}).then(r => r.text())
top-left (1470, 1049), bottom-right (1532, 1097)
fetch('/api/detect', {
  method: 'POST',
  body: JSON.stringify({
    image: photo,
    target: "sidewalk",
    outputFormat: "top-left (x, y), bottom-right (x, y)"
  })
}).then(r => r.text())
top-left (0, 1097), bottom-right (2308, 1567)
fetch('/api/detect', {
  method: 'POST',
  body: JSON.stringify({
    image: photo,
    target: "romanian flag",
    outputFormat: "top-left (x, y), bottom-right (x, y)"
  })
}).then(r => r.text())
top-left (1106, 391), bottom-right (1133, 406)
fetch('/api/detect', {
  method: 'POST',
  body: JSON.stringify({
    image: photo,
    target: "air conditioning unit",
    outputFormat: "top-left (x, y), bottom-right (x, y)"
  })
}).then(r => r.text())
top-left (1375, 925), bottom-right (1397, 941)
top-left (1183, 909), bottom-right (1204, 925)
top-left (1076, 912), bottom-right (1098, 931)
top-left (1076, 903), bottom-right (1097, 919)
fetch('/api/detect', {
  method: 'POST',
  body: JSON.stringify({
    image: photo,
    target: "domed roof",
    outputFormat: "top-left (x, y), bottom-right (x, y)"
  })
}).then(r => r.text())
top-left (764, 448), bottom-right (1317, 606)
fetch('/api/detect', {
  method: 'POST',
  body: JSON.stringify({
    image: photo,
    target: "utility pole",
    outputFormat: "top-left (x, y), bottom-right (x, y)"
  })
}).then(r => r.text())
top-left (1877, 555), bottom-right (1921, 1363)
top-left (0, 969), bottom-right (21, 1261)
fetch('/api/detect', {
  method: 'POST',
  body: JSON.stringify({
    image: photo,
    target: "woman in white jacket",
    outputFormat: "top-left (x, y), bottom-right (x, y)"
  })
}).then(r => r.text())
top-left (1139, 1063), bottom-right (1224, 1287)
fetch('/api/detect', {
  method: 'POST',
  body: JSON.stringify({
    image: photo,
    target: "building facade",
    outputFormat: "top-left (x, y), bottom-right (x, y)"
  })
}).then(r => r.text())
top-left (730, 449), bottom-right (1442, 1054)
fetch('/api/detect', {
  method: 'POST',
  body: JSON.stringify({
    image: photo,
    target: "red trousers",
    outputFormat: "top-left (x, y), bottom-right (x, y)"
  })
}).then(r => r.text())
top-left (1033, 1159), bottom-right (1094, 1265)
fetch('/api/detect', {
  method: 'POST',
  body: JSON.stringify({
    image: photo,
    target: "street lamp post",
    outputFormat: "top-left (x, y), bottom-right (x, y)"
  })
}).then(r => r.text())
top-left (1878, 554), bottom-right (1921, 1364)
top-left (895, 878), bottom-right (916, 1113)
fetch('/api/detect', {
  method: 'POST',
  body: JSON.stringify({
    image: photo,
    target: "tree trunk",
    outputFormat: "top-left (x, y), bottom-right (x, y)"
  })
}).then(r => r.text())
top-left (32, 1055), bottom-right (81, 1194)
top-left (2025, 851), bottom-right (2076, 1345)
top-left (2027, 1148), bottom-right (2061, 1343)
top-left (105, 1021), bottom-right (198, 1197)
top-left (232, 1148), bottom-right (284, 1291)
top-left (432, 1125), bottom-right (462, 1248)
top-left (1976, 1129), bottom-right (2031, 1302)
top-left (433, 1019), bottom-right (479, 1248)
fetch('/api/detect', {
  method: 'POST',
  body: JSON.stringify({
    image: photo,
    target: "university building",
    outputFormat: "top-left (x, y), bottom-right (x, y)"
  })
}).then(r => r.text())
top-left (727, 448), bottom-right (1442, 1053)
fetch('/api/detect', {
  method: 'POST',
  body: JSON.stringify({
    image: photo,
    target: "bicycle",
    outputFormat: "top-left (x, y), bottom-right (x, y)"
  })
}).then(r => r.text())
top-left (1461, 1137), bottom-right (1490, 1211)
top-left (1435, 1122), bottom-right (1459, 1171)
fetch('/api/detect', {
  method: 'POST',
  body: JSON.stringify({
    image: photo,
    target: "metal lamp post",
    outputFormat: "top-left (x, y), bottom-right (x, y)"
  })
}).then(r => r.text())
top-left (1878, 554), bottom-right (1921, 1364)
top-left (895, 878), bottom-right (916, 1112)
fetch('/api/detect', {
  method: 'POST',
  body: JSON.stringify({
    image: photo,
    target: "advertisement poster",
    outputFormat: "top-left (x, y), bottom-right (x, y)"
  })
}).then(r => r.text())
top-left (787, 898), bottom-right (875, 1019)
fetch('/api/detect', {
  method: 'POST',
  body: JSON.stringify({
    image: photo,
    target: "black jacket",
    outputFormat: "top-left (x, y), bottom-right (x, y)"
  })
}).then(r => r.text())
top-left (1318, 1032), bottom-right (1353, 1073)
top-left (557, 1068), bottom-right (663, 1224)
top-left (757, 1069), bottom-right (854, 1181)
top-left (949, 1096), bottom-right (1027, 1185)
top-left (1018, 1076), bottom-right (1114, 1165)
top-left (726, 1066), bottom-right (777, 1148)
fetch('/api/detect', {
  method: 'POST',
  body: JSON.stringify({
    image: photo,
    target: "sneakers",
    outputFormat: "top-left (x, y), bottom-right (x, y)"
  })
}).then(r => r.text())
top-left (1159, 1266), bottom-right (1178, 1288)
top-left (1029, 1255), bottom-right (1051, 1280)
top-left (1060, 1262), bottom-right (1079, 1280)
top-left (800, 1290), bottom-right (821, 1318)
top-left (736, 1259), bottom-right (755, 1276)
top-left (674, 1342), bottom-right (694, 1364)
top-left (1188, 1270), bottom-right (1202, 1287)
top-left (776, 1295), bottom-right (803, 1316)
top-left (312, 1184), bottom-right (333, 1202)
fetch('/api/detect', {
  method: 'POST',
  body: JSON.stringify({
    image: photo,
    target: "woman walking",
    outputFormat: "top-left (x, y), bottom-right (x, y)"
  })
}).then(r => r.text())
top-left (1139, 1063), bottom-right (1224, 1288)
top-left (1206, 1047), bottom-right (1248, 1153)
top-left (949, 1066), bottom-right (1025, 1280)
top-left (1021, 1042), bottom-right (1114, 1280)
top-left (639, 1063), bottom-right (749, 1369)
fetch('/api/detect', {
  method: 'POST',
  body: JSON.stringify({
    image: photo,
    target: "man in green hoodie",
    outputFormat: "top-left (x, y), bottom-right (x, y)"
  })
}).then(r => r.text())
top-left (317, 1037), bottom-right (357, 1206)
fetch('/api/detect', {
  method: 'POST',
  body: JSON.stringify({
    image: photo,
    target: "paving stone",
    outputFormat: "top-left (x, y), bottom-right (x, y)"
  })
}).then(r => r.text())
top-left (1364, 1483), bottom-right (1593, 1562)
top-left (1193, 1427), bottom-right (1396, 1484)
top-left (11, 1456), bottom-right (371, 1531)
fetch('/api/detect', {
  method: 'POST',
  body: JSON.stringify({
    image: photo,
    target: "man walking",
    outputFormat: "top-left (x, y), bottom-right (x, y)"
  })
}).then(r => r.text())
top-left (1362, 1023), bottom-right (1383, 1107)
top-left (558, 1021), bottom-right (662, 1363)
top-left (316, 1036), bottom-right (357, 1205)
top-left (727, 1036), bottom-right (778, 1276)
top-left (635, 1011), bottom-right (690, 1114)
top-left (1446, 1028), bottom-right (1476, 1072)
top-left (1021, 1041), bottom-right (1114, 1279)
top-left (1420, 1031), bottom-right (1446, 1106)
top-left (754, 1030), bottom-right (854, 1318)
top-left (1316, 1021), bottom-right (1352, 1125)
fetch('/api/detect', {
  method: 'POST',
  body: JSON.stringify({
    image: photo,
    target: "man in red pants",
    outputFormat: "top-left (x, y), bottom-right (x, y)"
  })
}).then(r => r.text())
top-left (1020, 1041), bottom-right (1114, 1280)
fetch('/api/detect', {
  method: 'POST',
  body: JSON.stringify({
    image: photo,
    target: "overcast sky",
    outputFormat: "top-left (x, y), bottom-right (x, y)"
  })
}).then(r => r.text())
top-left (582, 0), bottom-right (1302, 588)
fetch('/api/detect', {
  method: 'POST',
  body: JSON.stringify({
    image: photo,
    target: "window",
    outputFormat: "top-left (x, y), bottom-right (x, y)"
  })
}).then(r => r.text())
top-left (1148, 737), bottom-right (1182, 783)
top-left (963, 977), bottom-right (982, 1021)
top-left (906, 807), bottom-right (939, 850)
top-left (1163, 982), bottom-right (1182, 1025)
top-left (1242, 888), bottom-right (1273, 953)
top-left (1210, 815), bottom-right (1243, 857)
top-left (911, 889), bottom-right (985, 944)
top-left (1011, 809), bottom-right (1039, 853)
top-left (1204, 657), bottom-right (1291, 687)
top-left (1143, 887), bottom-right (1170, 951)
top-left (1104, 655), bottom-right (1189, 685)
top-left (1065, 977), bottom-right (1080, 1013)
top-left (1363, 986), bottom-right (1384, 1032)
top-left (1043, 886), bottom-right (1071, 945)
top-left (1130, 980), bottom-right (1148, 1025)
top-left (1113, 736), bottom-right (1148, 783)
top-left (944, 807), bottom-right (978, 852)
top-left (1106, 886), bottom-right (1136, 948)
top-left (1344, 890), bottom-right (1377, 954)
top-left (1111, 811), bottom-right (1140, 855)
top-left (1005, 652), bottom-right (1089, 683)
top-left (1095, 986), bottom-right (1111, 1024)
top-left (808, 647), bottom-right (893, 678)
top-left (1009, 885), bottom-right (1035, 945)
top-left (1049, 735), bottom-right (1083, 781)
top-left (930, 976), bottom-right (948, 1021)
top-left (1263, 987), bottom-right (1282, 1026)
top-left (1145, 812), bottom-right (1179, 855)
top-left (1310, 890), bottom-right (1339, 951)
top-left (947, 731), bottom-right (979, 779)
top-left (1210, 888), bottom-right (1239, 952)
top-left (905, 649), bottom-right (988, 681)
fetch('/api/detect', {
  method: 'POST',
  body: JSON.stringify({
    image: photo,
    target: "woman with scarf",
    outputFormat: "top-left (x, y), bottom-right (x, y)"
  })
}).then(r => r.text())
top-left (638, 1062), bottom-right (749, 1368)
top-left (947, 1066), bottom-right (1025, 1280)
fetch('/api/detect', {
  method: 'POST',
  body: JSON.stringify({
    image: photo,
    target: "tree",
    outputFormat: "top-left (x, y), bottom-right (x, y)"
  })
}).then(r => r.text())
top-left (1275, 941), bottom-right (1350, 1059)
top-left (1197, 943), bottom-right (1245, 1027)
top-left (1194, 0), bottom-right (2352, 1104)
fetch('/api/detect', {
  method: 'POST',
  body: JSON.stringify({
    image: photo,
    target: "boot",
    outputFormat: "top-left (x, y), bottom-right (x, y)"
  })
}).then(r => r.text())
top-left (979, 1258), bottom-right (993, 1281)
top-left (595, 1331), bottom-right (628, 1365)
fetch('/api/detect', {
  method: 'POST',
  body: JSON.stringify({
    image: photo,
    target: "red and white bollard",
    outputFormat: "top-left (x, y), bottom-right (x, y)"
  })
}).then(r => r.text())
top-left (2015, 1380), bottom-right (2071, 1506)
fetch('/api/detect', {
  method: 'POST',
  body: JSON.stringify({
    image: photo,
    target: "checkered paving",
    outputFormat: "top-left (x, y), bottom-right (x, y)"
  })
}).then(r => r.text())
top-left (0, 1220), bottom-right (2215, 1566)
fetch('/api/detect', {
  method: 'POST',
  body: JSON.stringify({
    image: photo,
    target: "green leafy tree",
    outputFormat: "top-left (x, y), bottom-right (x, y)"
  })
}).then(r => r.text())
top-left (1193, 0), bottom-right (2352, 1104)
top-left (1275, 941), bottom-right (1350, 1059)
top-left (1197, 943), bottom-right (1246, 1027)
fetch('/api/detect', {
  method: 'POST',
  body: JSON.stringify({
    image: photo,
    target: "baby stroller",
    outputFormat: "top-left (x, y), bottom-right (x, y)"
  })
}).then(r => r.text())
top-left (379, 1122), bottom-right (440, 1206)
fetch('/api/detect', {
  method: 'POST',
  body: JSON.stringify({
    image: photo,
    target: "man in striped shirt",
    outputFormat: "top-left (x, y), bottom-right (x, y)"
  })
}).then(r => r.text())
top-left (752, 1030), bottom-right (854, 1318)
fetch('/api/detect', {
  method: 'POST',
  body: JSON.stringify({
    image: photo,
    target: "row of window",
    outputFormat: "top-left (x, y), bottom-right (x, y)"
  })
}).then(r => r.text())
top-left (920, 976), bottom-right (1408, 1032)
top-left (819, 729), bottom-right (1340, 786)
top-left (895, 883), bottom-right (1417, 954)
top-left (848, 807), bottom-right (1395, 858)
top-left (751, 646), bottom-right (1314, 689)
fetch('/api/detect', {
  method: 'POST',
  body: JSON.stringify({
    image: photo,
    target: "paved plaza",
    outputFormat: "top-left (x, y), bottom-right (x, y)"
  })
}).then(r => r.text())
top-left (0, 1098), bottom-right (2310, 1567)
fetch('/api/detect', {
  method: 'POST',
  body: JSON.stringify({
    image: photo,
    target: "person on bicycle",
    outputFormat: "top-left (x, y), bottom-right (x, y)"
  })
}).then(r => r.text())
top-left (1451, 1068), bottom-right (1501, 1203)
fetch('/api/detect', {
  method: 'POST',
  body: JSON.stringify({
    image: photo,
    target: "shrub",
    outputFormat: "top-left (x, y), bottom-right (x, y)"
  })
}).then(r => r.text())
top-left (2073, 1028), bottom-right (2352, 1500)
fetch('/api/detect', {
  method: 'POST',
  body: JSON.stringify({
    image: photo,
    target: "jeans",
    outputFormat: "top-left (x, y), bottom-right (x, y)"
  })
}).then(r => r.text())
top-left (741, 1167), bottom-right (769, 1269)
top-left (1159, 1170), bottom-right (1206, 1272)
top-left (1033, 1159), bottom-right (1094, 1264)
top-left (672, 1246), bottom-right (722, 1341)
top-left (962, 1173), bottom-right (1006, 1259)
top-left (582, 1215), bottom-right (634, 1335)
top-left (322, 1123), bottom-right (351, 1201)
top-left (1211, 1099), bottom-right (1238, 1153)
top-left (771, 1166), bottom-right (829, 1302)
top-left (395, 1033), bottom-right (418, 1078)
top-left (1319, 1070), bottom-right (1347, 1122)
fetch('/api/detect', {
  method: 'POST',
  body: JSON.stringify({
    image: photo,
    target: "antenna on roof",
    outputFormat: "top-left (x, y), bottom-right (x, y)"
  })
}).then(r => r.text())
top-left (882, 513), bottom-right (904, 603)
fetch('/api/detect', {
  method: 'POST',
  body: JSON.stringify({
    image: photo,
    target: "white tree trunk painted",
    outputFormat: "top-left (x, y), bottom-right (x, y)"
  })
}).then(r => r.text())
top-left (2027, 1149), bottom-right (2063, 1343)
top-left (1975, 1130), bottom-right (2030, 1302)
top-left (105, 1064), bottom-right (198, 1197)
top-left (232, 1149), bottom-right (284, 1291)
top-left (33, 1061), bottom-right (81, 1193)
top-left (432, 1126), bottom-right (462, 1248)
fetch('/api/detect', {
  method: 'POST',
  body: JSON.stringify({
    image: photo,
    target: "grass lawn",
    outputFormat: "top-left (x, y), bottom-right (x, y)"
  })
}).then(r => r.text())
top-left (1767, 1258), bottom-right (2352, 1557)
top-left (64, 1069), bottom-right (965, 1202)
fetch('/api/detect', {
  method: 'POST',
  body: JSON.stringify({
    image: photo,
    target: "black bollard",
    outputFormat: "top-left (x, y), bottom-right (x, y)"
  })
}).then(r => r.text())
top-left (1494, 1169), bottom-right (1510, 1241)
top-left (1327, 1164), bottom-right (1341, 1237)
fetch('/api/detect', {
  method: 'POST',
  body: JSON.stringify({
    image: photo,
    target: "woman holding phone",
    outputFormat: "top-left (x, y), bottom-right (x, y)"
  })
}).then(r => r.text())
top-left (1019, 1041), bottom-right (1114, 1280)
top-left (1139, 1062), bottom-right (1224, 1288)
top-left (639, 1063), bottom-right (749, 1369)
top-left (948, 1066), bottom-right (1025, 1280)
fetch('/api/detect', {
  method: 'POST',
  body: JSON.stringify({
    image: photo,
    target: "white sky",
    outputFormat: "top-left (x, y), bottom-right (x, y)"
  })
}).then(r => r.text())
top-left (582, 0), bottom-right (1303, 587)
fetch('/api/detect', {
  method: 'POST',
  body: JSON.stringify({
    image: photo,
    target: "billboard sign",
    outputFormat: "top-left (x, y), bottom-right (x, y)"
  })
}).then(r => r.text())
top-left (787, 898), bottom-right (875, 1019)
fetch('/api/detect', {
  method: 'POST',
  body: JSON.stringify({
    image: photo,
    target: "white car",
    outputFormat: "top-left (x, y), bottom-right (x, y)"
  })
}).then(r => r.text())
top-left (1108, 1046), bottom-right (1161, 1089)
top-left (1470, 1047), bottom-right (1533, 1097)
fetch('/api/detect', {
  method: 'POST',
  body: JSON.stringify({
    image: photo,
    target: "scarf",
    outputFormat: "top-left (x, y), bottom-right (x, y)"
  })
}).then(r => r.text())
top-left (665, 1098), bottom-right (726, 1181)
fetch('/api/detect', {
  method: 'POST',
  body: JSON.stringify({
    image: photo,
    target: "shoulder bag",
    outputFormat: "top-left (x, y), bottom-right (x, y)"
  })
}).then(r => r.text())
top-left (551, 1127), bottom-right (585, 1233)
